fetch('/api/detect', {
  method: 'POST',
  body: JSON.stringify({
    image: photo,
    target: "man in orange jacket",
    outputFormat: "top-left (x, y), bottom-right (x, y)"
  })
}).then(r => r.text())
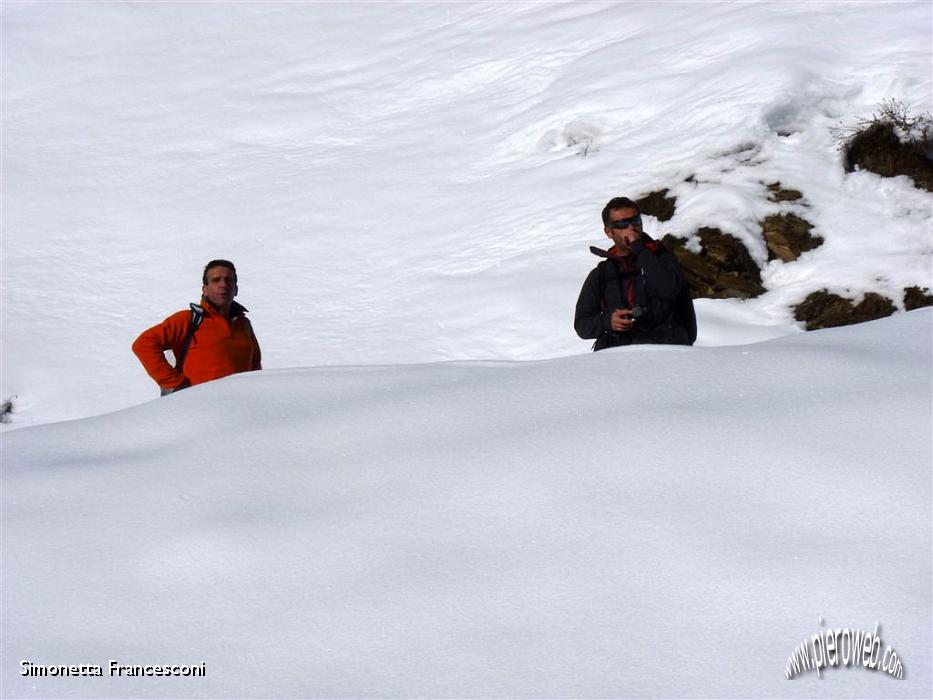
top-left (133, 259), bottom-right (262, 395)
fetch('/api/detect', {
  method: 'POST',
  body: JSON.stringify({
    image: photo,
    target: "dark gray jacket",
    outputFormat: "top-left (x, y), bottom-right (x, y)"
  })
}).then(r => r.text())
top-left (574, 237), bottom-right (696, 350)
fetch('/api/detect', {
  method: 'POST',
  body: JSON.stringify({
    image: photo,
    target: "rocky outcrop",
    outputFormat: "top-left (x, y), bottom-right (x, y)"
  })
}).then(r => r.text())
top-left (844, 121), bottom-right (933, 192)
top-left (766, 182), bottom-right (803, 202)
top-left (642, 176), bottom-right (920, 334)
top-left (793, 290), bottom-right (896, 330)
top-left (761, 213), bottom-right (823, 262)
top-left (635, 189), bottom-right (677, 222)
top-left (661, 228), bottom-right (765, 299)
top-left (904, 286), bottom-right (933, 310)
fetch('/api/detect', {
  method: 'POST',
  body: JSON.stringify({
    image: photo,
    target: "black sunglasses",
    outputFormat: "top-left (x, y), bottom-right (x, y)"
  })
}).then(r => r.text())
top-left (608, 216), bottom-right (642, 230)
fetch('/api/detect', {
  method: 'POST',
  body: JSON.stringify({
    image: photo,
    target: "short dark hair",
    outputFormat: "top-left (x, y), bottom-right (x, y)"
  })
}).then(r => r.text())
top-left (601, 197), bottom-right (640, 227)
top-left (202, 259), bottom-right (237, 285)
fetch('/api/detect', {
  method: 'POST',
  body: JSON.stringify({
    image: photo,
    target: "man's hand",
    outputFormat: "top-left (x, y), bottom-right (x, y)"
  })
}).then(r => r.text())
top-left (621, 227), bottom-right (640, 246)
top-left (160, 378), bottom-right (191, 396)
top-left (610, 308), bottom-right (635, 332)
top-left (616, 227), bottom-right (642, 254)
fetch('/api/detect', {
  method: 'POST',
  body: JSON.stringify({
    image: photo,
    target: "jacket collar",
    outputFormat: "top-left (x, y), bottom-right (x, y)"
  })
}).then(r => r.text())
top-left (590, 235), bottom-right (662, 261)
top-left (199, 297), bottom-right (249, 318)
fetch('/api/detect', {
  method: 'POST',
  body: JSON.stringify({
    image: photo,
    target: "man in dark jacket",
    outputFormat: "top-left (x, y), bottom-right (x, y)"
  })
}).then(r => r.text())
top-left (575, 196), bottom-right (696, 350)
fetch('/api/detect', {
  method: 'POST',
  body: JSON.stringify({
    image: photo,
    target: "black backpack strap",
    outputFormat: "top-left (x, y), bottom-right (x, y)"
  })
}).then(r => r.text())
top-left (599, 257), bottom-right (632, 310)
top-left (175, 303), bottom-right (204, 372)
top-left (594, 260), bottom-right (619, 349)
top-left (597, 259), bottom-right (607, 306)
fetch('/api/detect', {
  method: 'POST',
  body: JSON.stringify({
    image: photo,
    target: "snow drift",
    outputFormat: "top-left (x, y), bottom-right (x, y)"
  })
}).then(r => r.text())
top-left (3, 310), bottom-right (930, 697)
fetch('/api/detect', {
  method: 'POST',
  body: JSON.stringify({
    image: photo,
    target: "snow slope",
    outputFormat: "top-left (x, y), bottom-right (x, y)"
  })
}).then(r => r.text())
top-left (2, 1), bottom-right (931, 428)
top-left (2, 310), bottom-right (931, 697)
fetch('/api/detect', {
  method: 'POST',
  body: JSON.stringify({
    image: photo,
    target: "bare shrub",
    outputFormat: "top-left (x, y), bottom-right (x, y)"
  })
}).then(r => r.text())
top-left (832, 99), bottom-right (933, 191)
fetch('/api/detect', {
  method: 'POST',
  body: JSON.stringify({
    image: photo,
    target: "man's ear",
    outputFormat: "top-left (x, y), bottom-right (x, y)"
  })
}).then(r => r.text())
top-left (201, 284), bottom-right (207, 296)
top-left (604, 227), bottom-right (613, 240)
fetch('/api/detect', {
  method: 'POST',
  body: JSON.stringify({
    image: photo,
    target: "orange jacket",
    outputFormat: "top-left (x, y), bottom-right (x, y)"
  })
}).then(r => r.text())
top-left (132, 299), bottom-right (261, 391)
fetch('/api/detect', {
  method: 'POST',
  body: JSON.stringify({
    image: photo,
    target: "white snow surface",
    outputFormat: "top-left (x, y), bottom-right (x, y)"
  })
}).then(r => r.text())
top-left (1, 0), bottom-right (931, 428)
top-left (2, 1), bottom-right (933, 697)
top-left (3, 310), bottom-right (932, 697)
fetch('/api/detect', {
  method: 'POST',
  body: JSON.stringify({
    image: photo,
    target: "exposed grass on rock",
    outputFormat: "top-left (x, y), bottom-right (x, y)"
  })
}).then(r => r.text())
top-left (651, 159), bottom-right (919, 332)
top-left (794, 290), bottom-right (896, 330)
top-left (636, 188), bottom-right (677, 222)
top-left (761, 213), bottom-right (823, 262)
top-left (834, 99), bottom-right (933, 191)
top-left (661, 228), bottom-right (765, 299)
top-left (904, 286), bottom-right (933, 311)
top-left (766, 182), bottom-right (803, 202)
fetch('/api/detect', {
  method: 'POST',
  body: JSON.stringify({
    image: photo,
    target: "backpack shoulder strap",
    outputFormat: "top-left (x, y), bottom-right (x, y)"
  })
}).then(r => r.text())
top-left (597, 259), bottom-right (609, 293)
top-left (175, 303), bottom-right (204, 372)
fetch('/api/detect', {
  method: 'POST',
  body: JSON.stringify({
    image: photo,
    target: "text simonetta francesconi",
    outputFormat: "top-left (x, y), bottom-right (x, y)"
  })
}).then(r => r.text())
top-left (20, 659), bottom-right (206, 677)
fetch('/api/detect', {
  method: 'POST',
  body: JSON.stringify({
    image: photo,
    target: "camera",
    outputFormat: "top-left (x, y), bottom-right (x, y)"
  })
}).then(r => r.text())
top-left (632, 305), bottom-right (648, 322)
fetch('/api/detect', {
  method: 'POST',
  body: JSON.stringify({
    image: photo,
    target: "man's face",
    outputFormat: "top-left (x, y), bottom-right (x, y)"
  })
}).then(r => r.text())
top-left (202, 266), bottom-right (237, 309)
top-left (604, 207), bottom-right (642, 252)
